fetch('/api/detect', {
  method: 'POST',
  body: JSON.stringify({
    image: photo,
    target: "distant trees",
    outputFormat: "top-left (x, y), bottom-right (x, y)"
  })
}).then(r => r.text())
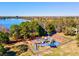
top-left (49, 17), bottom-right (78, 36)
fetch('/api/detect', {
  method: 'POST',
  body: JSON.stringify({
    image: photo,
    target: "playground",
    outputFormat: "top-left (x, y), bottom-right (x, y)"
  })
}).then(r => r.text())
top-left (31, 34), bottom-right (62, 52)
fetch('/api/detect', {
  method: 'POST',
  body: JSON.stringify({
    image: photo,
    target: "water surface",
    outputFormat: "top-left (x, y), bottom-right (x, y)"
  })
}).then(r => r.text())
top-left (0, 18), bottom-right (27, 29)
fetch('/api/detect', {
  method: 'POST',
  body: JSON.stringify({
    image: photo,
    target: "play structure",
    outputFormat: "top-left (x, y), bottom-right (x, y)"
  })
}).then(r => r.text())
top-left (48, 41), bottom-right (60, 48)
top-left (33, 36), bottom-right (61, 52)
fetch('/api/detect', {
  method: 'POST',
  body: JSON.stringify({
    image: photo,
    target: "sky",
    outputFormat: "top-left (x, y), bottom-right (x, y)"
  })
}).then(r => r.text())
top-left (0, 2), bottom-right (79, 16)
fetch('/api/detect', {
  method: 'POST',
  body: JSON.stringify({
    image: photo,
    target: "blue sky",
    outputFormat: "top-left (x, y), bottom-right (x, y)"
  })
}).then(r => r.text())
top-left (0, 2), bottom-right (79, 16)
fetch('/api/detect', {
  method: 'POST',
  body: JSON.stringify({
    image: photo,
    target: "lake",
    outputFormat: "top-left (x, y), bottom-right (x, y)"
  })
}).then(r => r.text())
top-left (0, 18), bottom-right (28, 29)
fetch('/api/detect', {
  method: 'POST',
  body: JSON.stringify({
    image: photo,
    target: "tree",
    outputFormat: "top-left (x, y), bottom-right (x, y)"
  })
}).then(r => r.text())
top-left (0, 44), bottom-right (6, 56)
top-left (45, 23), bottom-right (55, 35)
top-left (0, 31), bottom-right (9, 43)
top-left (19, 20), bottom-right (41, 39)
top-left (37, 19), bottom-right (56, 36)
top-left (10, 24), bottom-right (20, 41)
top-left (64, 27), bottom-right (76, 36)
top-left (19, 22), bottom-right (31, 39)
top-left (37, 25), bottom-right (47, 36)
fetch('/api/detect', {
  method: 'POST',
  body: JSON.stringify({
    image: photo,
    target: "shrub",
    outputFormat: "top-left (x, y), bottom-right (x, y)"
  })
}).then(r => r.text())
top-left (17, 44), bottom-right (28, 52)
top-left (0, 32), bottom-right (9, 43)
top-left (0, 44), bottom-right (6, 56)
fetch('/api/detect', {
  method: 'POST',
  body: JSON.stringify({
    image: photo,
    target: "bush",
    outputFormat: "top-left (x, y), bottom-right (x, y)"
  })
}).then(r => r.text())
top-left (16, 44), bottom-right (28, 54)
top-left (64, 27), bottom-right (76, 36)
top-left (0, 32), bottom-right (9, 43)
top-left (0, 44), bottom-right (6, 56)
